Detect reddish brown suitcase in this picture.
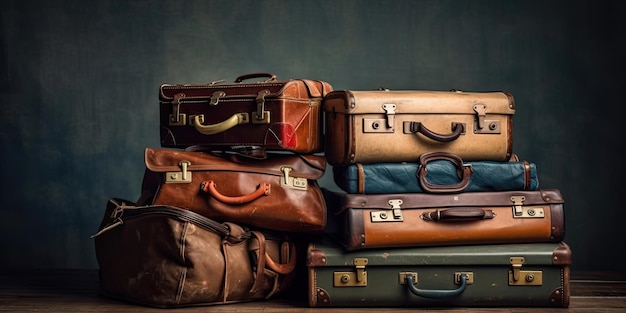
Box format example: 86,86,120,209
159,73,332,155
324,189,565,250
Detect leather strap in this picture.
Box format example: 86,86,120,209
356,163,365,194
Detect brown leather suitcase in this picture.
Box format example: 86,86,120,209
160,73,332,155
324,189,565,250
323,89,515,166
136,148,327,233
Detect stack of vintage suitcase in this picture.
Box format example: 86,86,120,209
92,73,334,307
92,74,571,309
308,89,571,308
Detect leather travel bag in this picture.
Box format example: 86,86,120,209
159,72,332,156
333,151,538,194
324,189,564,250
323,89,515,166
92,198,297,308
308,237,570,308
136,147,327,233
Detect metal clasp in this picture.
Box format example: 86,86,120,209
382,103,396,129
280,166,307,190
370,199,404,222
510,195,526,216
169,93,187,126
509,257,543,286
473,103,501,134
209,90,226,106
165,160,192,183
333,258,368,287
254,89,271,124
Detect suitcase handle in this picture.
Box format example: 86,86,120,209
235,73,278,83
404,274,467,299
420,208,496,222
193,113,250,135
407,121,464,142
200,180,271,204
418,152,472,193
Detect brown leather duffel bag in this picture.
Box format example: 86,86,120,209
136,147,327,233
92,198,297,308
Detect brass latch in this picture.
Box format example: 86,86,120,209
510,196,544,218
510,196,526,216
509,257,543,286
472,103,501,134
253,90,271,124
333,258,368,287
169,93,187,126
165,160,192,183
371,199,404,222
209,91,226,106
280,166,307,190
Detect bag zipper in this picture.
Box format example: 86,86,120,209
91,204,236,239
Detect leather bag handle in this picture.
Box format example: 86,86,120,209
407,122,464,142
263,241,297,275
200,180,271,204
234,73,278,83
420,208,496,222
193,113,250,135
404,274,468,299
418,151,473,193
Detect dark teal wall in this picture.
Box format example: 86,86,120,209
1,0,624,273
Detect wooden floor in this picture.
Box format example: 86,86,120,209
1,269,625,312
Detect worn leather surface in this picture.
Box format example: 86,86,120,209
333,156,538,194
323,89,514,166
94,199,296,308
137,148,327,233
159,74,333,153
324,189,564,250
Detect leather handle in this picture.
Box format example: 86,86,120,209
234,73,278,83
193,113,249,135
408,122,464,142
200,180,271,204
405,274,467,299
264,242,297,275
420,208,495,222
418,151,473,193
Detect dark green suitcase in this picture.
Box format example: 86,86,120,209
307,238,571,308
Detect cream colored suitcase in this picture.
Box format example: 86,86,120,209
323,89,515,166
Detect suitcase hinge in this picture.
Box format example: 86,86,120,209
334,258,368,287
382,103,396,128
473,103,501,134
165,160,192,183
169,93,187,126
280,166,308,190
254,90,271,124
371,199,404,222
509,257,543,286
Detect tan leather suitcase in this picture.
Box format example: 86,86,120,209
324,189,564,250
323,89,515,166
160,73,332,156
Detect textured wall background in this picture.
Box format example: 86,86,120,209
1,0,624,274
